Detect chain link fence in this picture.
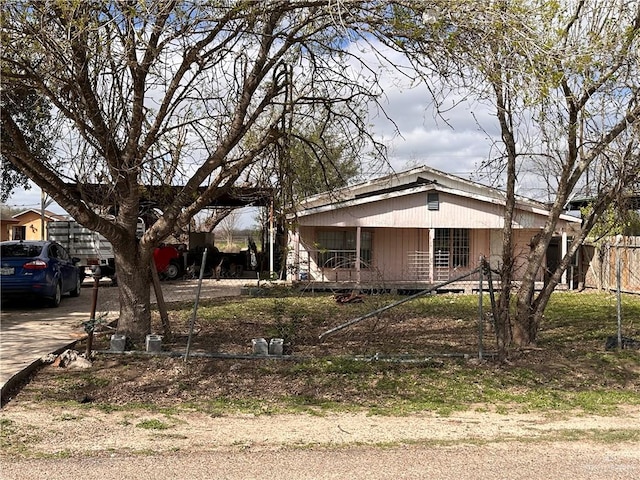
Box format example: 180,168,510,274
579,236,640,348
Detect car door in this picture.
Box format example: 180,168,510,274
58,243,77,293
49,243,75,293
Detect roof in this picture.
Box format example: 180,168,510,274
67,183,273,209
11,209,67,221
564,194,640,211
294,165,580,224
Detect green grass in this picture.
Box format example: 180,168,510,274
136,419,171,430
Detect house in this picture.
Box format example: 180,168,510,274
286,166,582,292
8,209,67,241
0,216,20,241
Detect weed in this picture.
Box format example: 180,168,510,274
136,419,171,430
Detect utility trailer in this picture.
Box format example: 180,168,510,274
47,220,117,279
46,219,170,282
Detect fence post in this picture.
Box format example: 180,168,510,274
185,248,208,363
617,249,623,348
478,256,484,360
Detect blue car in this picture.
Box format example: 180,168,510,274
0,240,82,307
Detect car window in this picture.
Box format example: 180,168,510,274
1,243,43,258
48,244,59,259
55,244,69,261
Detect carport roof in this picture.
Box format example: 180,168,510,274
67,183,273,209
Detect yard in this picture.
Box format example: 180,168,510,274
7,289,640,412
1,289,639,459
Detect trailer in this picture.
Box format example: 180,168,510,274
47,219,182,281
47,220,116,279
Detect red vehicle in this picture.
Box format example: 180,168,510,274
153,245,183,280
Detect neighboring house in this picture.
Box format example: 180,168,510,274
286,166,582,292
0,216,20,242
9,209,67,241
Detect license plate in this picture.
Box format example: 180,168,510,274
0,267,15,275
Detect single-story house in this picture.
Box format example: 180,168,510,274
286,166,582,292
9,209,67,241
0,216,20,242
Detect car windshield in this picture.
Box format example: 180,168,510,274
1,244,43,258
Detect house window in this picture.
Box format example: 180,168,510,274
427,192,439,211
434,228,469,268
316,230,372,268
12,226,26,240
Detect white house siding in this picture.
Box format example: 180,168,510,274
297,191,516,229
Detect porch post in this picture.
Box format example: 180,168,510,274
291,228,299,280
356,226,361,284
561,231,568,285
429,228,435,282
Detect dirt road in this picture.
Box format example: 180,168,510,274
1,441,639,480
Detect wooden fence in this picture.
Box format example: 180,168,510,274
582,236,640,294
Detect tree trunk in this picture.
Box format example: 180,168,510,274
113,244,153,345
512,230,553,347
513,293,537,347
492,75,518,359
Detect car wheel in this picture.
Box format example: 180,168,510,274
48,282,62,308
70,274,82,297
164,261,182,281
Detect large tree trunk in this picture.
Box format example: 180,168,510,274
113,243,153,345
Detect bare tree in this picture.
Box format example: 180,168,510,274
217,209,241,249
1,1,387,342
377,0,640,351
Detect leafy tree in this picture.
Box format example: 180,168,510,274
0,87,54,202
1,1,386,342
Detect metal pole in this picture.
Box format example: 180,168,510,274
319,267,481,340
85,274,100,358
616,251,622,348
478,257,484,360
185,248,208,362
269,201,275,277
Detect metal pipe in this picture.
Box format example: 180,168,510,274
84,272,101,357
95,350,497,362
617,250,623,348
185,248,207,362
319,267,481,340
478,259,484,360
97,349,304,361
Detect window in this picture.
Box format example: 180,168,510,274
434,228,469,268
316,230,372,268
49,243,69,261
427,192,440,211
12,226,26,240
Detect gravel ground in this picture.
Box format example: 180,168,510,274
1,405,640,479
2,441,640,480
